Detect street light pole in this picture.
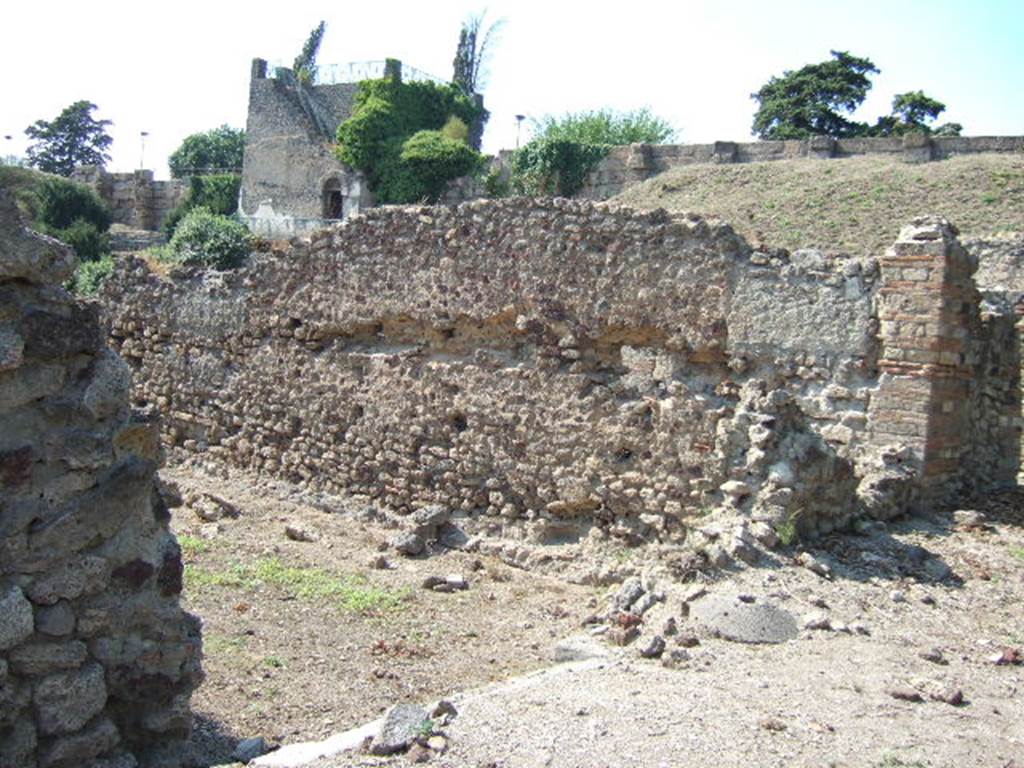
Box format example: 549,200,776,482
139,131,149,170
514,115,525,149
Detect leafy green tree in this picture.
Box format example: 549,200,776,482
752,52,960,140
531,108,676,145
870,91,962,137
452,12,503,95
751,51,879,140
293,21,326,84
168,125,245,178
24,101,113,176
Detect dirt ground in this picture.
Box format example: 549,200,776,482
168,466,603,766
170,465,1024,768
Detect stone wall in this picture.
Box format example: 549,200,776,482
579,135,1024,200
72,167,188,232
963,232,1024,480
0,191,202,768
96,200,1018,553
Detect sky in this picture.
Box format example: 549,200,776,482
2,0,1022,179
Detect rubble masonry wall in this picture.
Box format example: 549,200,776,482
0,191,202,768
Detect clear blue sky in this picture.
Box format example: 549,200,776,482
2,0,1022,178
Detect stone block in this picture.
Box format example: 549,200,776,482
33,662,108,735
38,717,119,768
0,717,38,768
0,585,34,650
27,556,110,605
0,326,24,372
9,640,87,675
35,601,76,637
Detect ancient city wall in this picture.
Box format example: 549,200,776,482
97,199,1019,552
0,192,202,768
580,135,1024,200
72,167,187,232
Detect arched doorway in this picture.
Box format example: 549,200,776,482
322,177,344,220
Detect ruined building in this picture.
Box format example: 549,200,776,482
238,58,484,238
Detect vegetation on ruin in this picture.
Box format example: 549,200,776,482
159,207,252,270
293,21,327,85
163,172,241,237
71,253,115,295
614,153,1024,256
24,100,113,176
751,51,961,140
0,165,113,286
452,11,504,95
508,108,676,197
168,125,245,178
336,76,486,203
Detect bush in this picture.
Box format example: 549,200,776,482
531,108,676,145
164,208,251,270
36,176,111,231
46,218,110,262
71,253,114,295
336,77,486,203
440,116,470,143
510,139,608,197
397,130,481,201
164,173,241,237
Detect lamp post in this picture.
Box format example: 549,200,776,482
514,115,525,149
139,131,149,170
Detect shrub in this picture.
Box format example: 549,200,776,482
71,253,114,295
532,108,676,145
336,77,486,203
164,173,241,237
440,116,469,143
36,176,111,231
164,208,251,270
46,218,110,262
397,130,481,201
510,138,608,197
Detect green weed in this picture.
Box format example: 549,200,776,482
178,535,211,557
186,556,407,613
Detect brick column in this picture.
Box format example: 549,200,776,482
868,217,976,502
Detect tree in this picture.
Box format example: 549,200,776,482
168,125,245,178
752,52,960,140
293,21,326,85
532,108,676,145
751,51,879,140
871,91,962,137
24,101,113,176
452,11,504,94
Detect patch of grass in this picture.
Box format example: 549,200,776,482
186,556,407,613
775,509,803,547
204,633,248,656
263,655,285,668
178,535,211,557
1009,547,1024,562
